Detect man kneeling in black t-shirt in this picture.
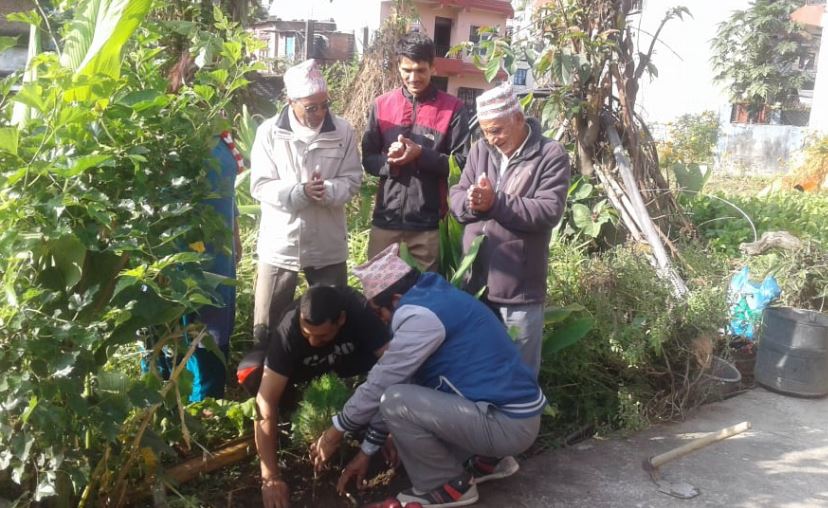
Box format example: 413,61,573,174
240,285,390,508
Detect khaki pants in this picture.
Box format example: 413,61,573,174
252,261,347,344
367,226,440,272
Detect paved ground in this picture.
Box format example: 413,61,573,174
476,387,828,508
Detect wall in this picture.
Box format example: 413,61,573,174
413,2,507,96
410,3,506,53
716,110,810,176
447,73,490,96
0,46,26,74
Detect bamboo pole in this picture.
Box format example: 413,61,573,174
602,115,689,299
165,436,256,485
593,164,644,243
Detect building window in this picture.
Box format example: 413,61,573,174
469,25,480,44
434,17,452,58
457,87,484,112
431,76,449,92
284,35,295,60
514,68,527,86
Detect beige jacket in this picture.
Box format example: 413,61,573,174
251,108,362,271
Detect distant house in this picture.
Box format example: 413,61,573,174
380,0,514,112
796,3,828,132
0,0,33,78
250,18,356,74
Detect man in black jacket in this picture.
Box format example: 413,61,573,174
362,32,470,271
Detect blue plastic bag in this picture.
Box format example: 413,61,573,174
727,267,781,340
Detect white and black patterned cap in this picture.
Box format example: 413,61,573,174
476,83,521,121
284,59,328,99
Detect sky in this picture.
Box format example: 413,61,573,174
268,0,382,34
634,0,752,123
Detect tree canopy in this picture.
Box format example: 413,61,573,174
711,0,812,112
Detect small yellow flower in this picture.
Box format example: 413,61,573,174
189,241,206,253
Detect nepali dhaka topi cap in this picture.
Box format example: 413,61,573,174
476,82,521,121
352,243,414,300
284,59,328,99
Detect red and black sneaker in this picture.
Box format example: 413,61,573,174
465,455,520,484
396,473,479,507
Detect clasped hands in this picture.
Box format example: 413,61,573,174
387,134,422,173
303,170,326,202
467,173,495,213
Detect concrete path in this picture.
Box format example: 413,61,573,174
476,387,828,508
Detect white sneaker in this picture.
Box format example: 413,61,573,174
467,455,520,484
396,475,480,507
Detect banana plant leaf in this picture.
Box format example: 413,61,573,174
61,0,152,79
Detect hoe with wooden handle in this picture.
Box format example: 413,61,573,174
642,421,752,499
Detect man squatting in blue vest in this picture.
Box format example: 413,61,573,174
308,243,547,507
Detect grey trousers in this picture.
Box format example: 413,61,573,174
252,261,347,344
380,384,541,491
495,303,545,378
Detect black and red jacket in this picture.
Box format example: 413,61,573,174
362,85,470,230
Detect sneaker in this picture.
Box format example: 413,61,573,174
465,455,520,484
396,474,479,507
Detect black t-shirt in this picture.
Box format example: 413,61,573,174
264,287,390,383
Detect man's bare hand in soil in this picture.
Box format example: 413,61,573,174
309,426,343,472
261,477,290,508
336,451,371,494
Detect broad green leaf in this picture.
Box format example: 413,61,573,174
208,69,228,86
572,181,593,201
12,82,46,112
398,242,421,271
671,163,710,193
0,127,19,156
571,203,592,231
194,84,215,101
116,89,168,111
6,10,40,26
61,0,153,80
21,395,38,424
220,41,242,64
448,153,462,186
199,332,227,368
484,56,501,83
49,235,87,289
0,36,17,54
450,235,484,287
544,304,586,325
519,92,534,111
543,316,594,355
57,154,114,177
234,105,259,160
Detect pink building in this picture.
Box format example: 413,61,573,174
380,0,514,111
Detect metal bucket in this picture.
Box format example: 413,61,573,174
699,356,742,402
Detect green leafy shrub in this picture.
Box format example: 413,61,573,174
686,191,828,255
745,242,828,311
0,4,263,502
290,374,352,450
658,111,720,168
540,243,728,439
